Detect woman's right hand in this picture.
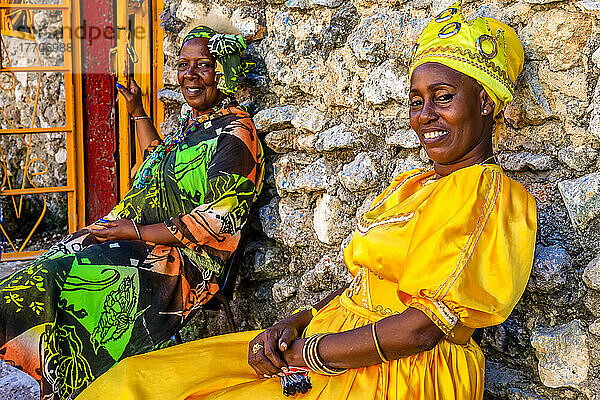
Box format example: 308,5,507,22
247,310,312,378
116,76,146,117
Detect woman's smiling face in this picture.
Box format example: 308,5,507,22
409,62,494,175
177,37,222,115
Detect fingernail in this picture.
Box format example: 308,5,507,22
282,367,289,373
263,374,270,379
278,372,285,377
280,343,287,350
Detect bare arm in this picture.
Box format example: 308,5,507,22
116,76,160,154
281,307,445,369
88,219,182,246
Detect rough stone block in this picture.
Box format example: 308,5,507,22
498,152,553,172
291,106,327,133
300,255,337,292
583,253,600,291
558,145,598,172
295,134,319,153
592,46,600,68
259,198,283,243
577,0,600,11
315,124,355,151
313,194,348,245
385,129,420,149
527,245,570,293
284,0,311,9
264,128,296,153
530,320,589,388
347,11,387,63
312,0,343,7
157,88,185,105
364,59,408,106
278,198,315,247
231,7,266,41
590,319,600,336
504,63,555,128
390,154,428,181
250,244,287,280
558,172,600,231
175,0,209,24
339,153,379,192
253,105,298,133
272,278,299,302
274,156,332,195
520,9,591,71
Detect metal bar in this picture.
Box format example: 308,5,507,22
116,0,131,199
0,4,69,10
70,0,85,229
1,250,46,261
152,0,165,135
0,66,70,72
0,127,70,135
62,3,76,233
0,186,73,195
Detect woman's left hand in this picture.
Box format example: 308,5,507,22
88,219,138,242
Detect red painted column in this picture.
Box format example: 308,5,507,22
79,0,118,223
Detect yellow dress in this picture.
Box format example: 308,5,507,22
77,164,537,400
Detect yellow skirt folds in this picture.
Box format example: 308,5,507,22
78,165,536,400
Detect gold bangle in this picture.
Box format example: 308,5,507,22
131,219,142,240
371,322,389,363
132,115,150,121
302,333,347,376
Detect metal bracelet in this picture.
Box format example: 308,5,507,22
131,219,142,240
371,322,389,363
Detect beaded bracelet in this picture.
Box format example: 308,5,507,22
371,322,389,363
302,333,347,376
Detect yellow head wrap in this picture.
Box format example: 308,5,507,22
408,1,524,146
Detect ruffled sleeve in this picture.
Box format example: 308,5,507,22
397,165,536,333
165,111,264,262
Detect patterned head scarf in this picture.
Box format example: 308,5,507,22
408,1,524,146
182,25,253,95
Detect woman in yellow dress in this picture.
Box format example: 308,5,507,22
78,3,536,399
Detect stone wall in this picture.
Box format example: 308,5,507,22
165,0,600,398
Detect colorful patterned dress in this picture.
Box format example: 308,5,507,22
79,164,536,400
0,104,264,400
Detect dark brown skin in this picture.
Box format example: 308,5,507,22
248,62,498,379
90,38,225,243
409,62,495,178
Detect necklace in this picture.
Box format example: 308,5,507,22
134,97,232,189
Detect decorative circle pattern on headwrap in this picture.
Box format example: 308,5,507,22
408,1,524,146
182,25,253,95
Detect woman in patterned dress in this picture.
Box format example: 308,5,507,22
0,25,263,399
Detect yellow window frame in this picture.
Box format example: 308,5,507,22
0,0,85,261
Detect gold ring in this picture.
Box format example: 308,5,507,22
252,343,264,354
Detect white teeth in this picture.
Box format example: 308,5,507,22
423,130,448,140
187,88,201,94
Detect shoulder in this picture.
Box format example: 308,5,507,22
215,105,262,155
437,164,536,224
447,164,534,201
